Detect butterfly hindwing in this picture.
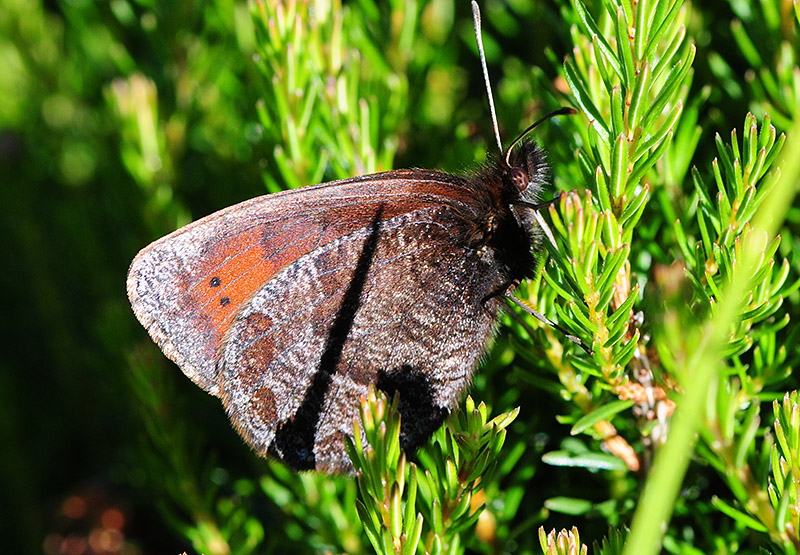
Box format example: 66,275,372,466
219,204,509,473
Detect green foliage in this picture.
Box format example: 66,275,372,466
347,389,423,555
769,391,800,550
539,525,589,555
348,389,517,554
4,0,800,553
249,0,409,190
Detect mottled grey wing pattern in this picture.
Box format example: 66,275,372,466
219,205,507,473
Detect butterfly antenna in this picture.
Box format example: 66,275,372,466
471,1,503,157
504,107,577,167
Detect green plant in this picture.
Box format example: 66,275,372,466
131,0,799,551
5,0,800,552
348,389,518,554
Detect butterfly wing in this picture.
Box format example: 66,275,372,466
127,170,480,395
219,202,510,473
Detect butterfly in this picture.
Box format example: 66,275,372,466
127,2,583,474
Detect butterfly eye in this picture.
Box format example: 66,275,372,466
509,167,528,193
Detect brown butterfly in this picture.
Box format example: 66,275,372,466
127,2,583,473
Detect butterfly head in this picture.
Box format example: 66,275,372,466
503,139,548,203
495,106,573,206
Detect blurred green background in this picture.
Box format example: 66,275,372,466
2,0,797,553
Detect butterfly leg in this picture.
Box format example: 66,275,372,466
502,280,594,355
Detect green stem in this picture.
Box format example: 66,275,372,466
623,117,800,555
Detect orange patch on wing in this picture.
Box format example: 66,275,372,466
181,201,438,349
189,227,319,343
